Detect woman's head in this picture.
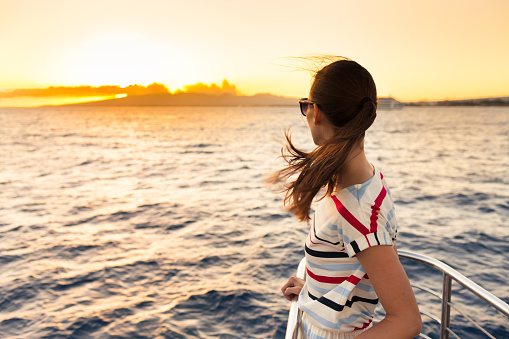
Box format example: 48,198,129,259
308,58,377,141
270,56,378,221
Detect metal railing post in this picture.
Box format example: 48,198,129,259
440,273,452,339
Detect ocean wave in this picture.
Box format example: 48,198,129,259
1,106,507,338
167,289,286,339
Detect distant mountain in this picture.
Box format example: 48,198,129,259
58,92,416,109
61,92,509,108
59,92,297,107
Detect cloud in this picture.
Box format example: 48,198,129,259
0,80,239,98
124,83,170,95
0,83,170,98
176,79,238,96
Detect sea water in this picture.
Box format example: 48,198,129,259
0,106,508,338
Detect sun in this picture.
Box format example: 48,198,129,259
51,31,192,88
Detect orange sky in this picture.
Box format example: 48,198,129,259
1,0,508,107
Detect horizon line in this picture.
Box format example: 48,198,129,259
1,82,509,104
2,94,509,109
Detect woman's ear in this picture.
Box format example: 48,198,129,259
313,104,323,125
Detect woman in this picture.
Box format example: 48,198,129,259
273,57,422,338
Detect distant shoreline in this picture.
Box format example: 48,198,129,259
1,94,509,108
56,94,509,108
406,96,509,107
53,92,298,107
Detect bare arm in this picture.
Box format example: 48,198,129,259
355,245,422,339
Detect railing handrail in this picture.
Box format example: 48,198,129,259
285,251,509,339
398,250,509,318
285,257,307,339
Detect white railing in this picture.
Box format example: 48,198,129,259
398,250,509,339
285,257,307,339
285,251,509,339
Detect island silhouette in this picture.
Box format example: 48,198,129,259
62,92,297,107
1,80,508,107
1,80,298,107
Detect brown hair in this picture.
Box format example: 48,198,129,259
270,56,377,221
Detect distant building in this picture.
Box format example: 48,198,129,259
377,97,404,110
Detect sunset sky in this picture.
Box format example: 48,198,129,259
1,0,508,106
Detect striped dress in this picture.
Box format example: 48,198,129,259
298,166,398,337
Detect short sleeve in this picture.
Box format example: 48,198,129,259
343,221,394,257
331,182,396,257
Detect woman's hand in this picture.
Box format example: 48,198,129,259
281,276,305,301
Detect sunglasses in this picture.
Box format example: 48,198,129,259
299,98,317,116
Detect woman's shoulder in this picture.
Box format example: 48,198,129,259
334,167,384,202
328,168,393,220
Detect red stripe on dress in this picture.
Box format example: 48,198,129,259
369,186,387,233
306,268,361,285
331,196,369,236
309,232,319,245
354,319,373,331
346,275,361,285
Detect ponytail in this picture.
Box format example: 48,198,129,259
270,123,367,222
269,57,377,222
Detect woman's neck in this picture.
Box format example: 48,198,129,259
334,145,374,193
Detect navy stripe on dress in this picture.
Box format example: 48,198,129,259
305,244,349,258
309,292,379,312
